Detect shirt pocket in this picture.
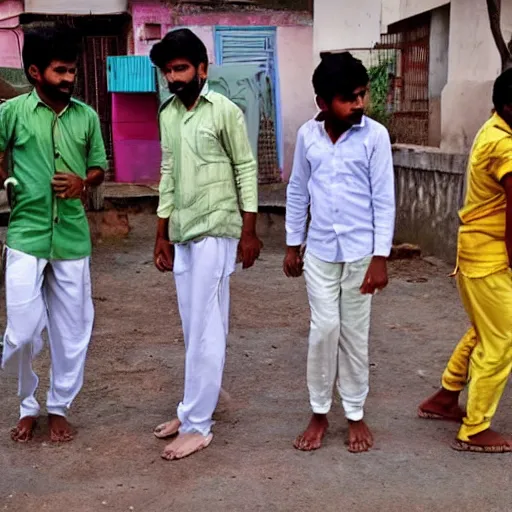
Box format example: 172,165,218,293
195,127,226,163
336,146,369,185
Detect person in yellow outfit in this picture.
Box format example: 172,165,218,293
419,69,512,453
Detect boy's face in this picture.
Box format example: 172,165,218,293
30,59,77,103
163,57,206,96
501,103,512,129
319,85,368,126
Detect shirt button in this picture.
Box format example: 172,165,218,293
55,152,60,159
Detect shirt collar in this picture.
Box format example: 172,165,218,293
492,112,512,135
200,81,213,102
314,112,366,128
171,80,213,108
28,89,77,114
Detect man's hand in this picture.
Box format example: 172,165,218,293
154,236,174,272
238,231,262,269
51,172,84,199
360,256,388,294
283,246,303,278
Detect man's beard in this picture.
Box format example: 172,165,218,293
348,110,364,125
40,81,74,103
168,74,205,105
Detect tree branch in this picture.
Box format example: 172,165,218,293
487,0,512,71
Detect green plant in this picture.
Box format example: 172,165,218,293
367,59,392,126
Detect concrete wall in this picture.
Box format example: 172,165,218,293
130,1,315,179
313,0,382,58
441,0,512,153
393,144,467,263
428,4,450,146
399,0,449,21
0,0,23,68
24,0,128,14
382,0,449,28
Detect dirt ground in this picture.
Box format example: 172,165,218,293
0,213,511,512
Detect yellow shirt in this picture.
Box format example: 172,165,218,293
457,113,512,278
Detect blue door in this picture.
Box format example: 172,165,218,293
214,26,282,169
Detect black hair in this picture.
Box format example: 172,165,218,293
22,24,82,84
313,52,369,103
150,28,208,70
492,68,512,113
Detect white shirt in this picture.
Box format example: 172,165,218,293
285,116,395,263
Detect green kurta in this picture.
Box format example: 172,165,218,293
158,83,258,244
0,91,107,260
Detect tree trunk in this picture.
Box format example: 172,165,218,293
487,0,512,71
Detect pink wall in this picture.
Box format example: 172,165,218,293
112,93,161,183
130,1,314,179
0,0,23,68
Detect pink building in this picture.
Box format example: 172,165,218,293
0,0,24,68
119,0,315,182
1,0,316,184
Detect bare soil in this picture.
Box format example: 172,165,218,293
0,214,511,512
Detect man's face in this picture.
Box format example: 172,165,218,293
30,60,77,103
163,58,206,96
501,103,512,129
328,85,368,126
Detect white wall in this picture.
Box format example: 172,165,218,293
277,26,316,180
24,0,128,14
313,0,382,59
399,0,448,22
381,0,449,29
441,0,512,152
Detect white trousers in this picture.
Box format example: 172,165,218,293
304,251,372,421
173,237,237,436
2,248,94,419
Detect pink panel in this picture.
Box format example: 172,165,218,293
113,139,161,183
111,92,161,183
112,93,159,123
113,121,159,141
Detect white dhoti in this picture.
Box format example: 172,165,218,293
173,237,237,436
304,251,372,421
2,247,94,419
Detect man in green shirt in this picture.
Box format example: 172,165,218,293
150,29,260,460
0,25,106,443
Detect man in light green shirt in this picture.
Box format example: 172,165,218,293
0,25,106,444
150,29,261,460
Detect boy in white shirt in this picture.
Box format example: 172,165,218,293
284,52,395,453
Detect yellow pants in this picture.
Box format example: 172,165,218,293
441,271,512,441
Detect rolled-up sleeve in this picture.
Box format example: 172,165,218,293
286,127,311,247
369,127,396,257
221,105,258,213
157,117,175,219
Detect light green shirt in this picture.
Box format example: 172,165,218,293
158,83,258,243
0,91,107,260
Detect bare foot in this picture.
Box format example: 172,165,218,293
418,388,464,422
154,418,181,439
11,416,38,443
452,429,512,453
347,420,373,453
48,414,74,443
293,414,328,451
161,432,213,460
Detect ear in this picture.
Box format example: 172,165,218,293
28,64,41,83
315,95,328,112
197,62,207,80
